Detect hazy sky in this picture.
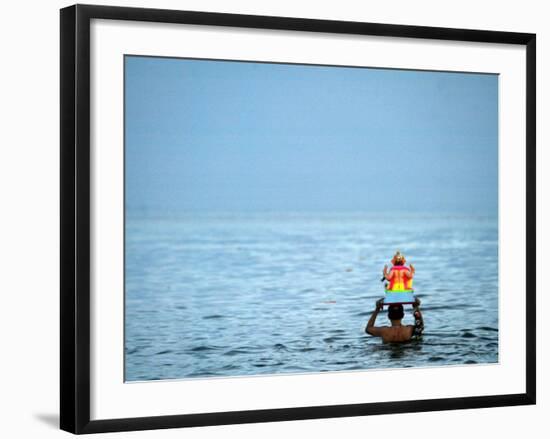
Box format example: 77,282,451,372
125,56,498,215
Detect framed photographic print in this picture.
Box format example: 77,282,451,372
60,4,536,434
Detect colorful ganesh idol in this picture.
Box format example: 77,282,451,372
382,251,416,305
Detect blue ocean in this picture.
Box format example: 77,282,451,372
124,212,498,381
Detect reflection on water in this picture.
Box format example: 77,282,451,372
125,212,498,381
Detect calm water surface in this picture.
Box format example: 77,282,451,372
125,213,498,381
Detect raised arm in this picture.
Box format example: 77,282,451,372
411,297,424,338
406,263,415,278
366,299,385,336
383,265,394,281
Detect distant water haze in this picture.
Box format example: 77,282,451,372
125,56,498,216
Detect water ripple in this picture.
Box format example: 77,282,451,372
125,213,498,381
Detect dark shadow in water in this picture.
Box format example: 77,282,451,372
388,343,407,360
368,338,423,360
388,340,423,358
33,413,58,429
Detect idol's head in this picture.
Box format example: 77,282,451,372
391,250,406,266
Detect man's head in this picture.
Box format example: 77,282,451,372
391,250,406,266
388,304,404,322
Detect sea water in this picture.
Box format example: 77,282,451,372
125,212,498,381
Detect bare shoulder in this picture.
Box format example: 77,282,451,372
366,325,389,337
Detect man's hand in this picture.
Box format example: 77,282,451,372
413,297,421,308
367,299,385,336
410,263,415,274
383,265,388,276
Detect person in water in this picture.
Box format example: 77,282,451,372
366,251,423,342
365,298,424,342
383,250,414,291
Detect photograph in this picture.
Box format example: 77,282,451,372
0,0,542,436
124,55,499,382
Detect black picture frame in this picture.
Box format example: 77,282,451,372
60,4,536,434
